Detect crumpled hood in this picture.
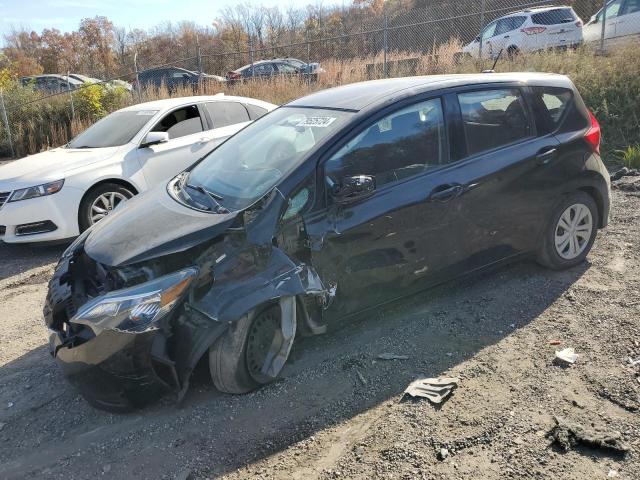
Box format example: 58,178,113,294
84,184,241,267
0,146,120,188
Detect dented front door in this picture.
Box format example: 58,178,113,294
304,172,465,318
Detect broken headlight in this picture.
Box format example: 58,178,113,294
72,268,197,333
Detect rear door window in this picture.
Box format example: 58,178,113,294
206,101,251,128
532,8,577,25
495,16,526,34
325,97,449,188
276,63,298,74
458,89,533,156
151,105,204,139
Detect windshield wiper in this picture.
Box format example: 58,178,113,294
186,183,223,201
184,182,228,213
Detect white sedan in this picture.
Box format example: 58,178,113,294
0,95,276,243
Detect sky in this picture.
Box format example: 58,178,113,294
0,0,326,38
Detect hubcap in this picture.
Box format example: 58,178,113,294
246,308,283,383
90,192,128,225
554,203,593,260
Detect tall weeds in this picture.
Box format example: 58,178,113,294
1,42,638,159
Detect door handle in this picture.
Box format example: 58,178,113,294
503,35,510,38
536,147,557,166
428,184,464,202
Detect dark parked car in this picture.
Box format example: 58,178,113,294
45,73,609,411
226,58,323,82
134,67,225,92
20,74,83,94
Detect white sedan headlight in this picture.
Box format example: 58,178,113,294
9,179,65,202
72,268,197,333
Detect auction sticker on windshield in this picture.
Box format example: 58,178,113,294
296,116,336,128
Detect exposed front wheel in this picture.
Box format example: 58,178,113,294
79,183,134,232
209,300,296,394
537,192,598,270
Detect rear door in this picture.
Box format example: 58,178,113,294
447,86,561,267
487,16,526,55
530,8,581,49
202,101,252,147
137,104,211,184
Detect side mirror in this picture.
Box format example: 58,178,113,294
141,131,169,148
331,175,376,204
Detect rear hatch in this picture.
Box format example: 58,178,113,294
530,8,583,48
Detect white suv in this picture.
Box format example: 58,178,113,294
0,95,276,243
462,6,584,59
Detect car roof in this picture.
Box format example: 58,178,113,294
286,73,573,112
503,5,571,17
236,60,274,71
119,94,276,112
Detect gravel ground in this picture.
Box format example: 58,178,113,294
1,185,639,480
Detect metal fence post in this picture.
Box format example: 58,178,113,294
249,37,255,79
0,90,15,158
478,0,486,59
599,0,608,52
134,52,142,102
307,37,311,86
383,13,388,78
196,36,203,93
67,70,75,121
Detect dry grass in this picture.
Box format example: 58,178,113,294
3,40,639,158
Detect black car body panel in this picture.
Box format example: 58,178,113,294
45,73,610,411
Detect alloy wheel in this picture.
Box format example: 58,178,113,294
554,203,593,260
90,191,129,225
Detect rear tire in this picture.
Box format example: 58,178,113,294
209,303,290,394
507,45,520,60
537,192,598,270
78,183,134,232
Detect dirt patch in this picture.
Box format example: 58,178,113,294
1,189,639,480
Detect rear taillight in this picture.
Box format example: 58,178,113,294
575,20,583,27
521,26,547,35
227,71,240,79
585,111,601,155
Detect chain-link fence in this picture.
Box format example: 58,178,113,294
1,0,637,158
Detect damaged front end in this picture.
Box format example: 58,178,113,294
44,190,333,412
44,233,200,411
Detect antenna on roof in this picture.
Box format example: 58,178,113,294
482,49,503,73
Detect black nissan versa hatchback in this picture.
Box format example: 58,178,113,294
45,73,610,411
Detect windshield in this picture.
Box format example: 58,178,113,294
185,107,352,211
68,110,158,148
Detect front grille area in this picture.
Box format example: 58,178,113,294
0,191,9,209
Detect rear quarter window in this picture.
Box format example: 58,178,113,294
532,87,574,132
531,8,577,25
246,104,268,120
